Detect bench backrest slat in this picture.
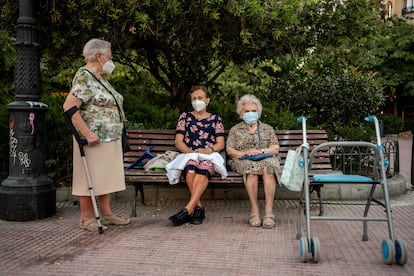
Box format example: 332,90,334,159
124,129,332,173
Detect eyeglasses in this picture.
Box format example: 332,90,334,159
100,53,113,61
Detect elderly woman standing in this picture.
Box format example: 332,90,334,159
63,38,130,232
226,94,281,229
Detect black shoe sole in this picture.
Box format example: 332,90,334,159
189,219,203,225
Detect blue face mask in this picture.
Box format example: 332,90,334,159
243,112,259,125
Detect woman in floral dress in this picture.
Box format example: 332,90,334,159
168,86,225,226
226,94,281,229
63,38,130,232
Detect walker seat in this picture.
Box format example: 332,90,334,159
312,174,374,183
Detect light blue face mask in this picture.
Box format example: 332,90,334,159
243,111,259,125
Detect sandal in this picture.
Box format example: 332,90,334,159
79,218,108,232
101,214,131,225
262,214,275,229
248,213,261,227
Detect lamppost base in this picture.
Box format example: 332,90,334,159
0,176,56,221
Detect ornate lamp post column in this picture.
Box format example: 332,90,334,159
0,0,55,221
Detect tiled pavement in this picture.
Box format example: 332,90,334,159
0,137,413,276
1,198,414,275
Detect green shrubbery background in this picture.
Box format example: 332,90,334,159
1,1,413,186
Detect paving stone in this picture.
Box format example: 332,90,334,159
0,198,413,275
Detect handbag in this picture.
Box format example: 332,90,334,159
121,124,131,153
239,153,273,161
84,69,130,153
280,146,304,192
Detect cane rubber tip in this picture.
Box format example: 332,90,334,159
98,227,104,234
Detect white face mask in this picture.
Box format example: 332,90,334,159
102,60,115,74
192,100,206,112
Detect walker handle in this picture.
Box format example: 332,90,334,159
297,116,307,145
364,115,376,123
364,115,382,147
297,116,306,123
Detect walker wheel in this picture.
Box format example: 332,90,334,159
311,237,320,263
299,237,310,262
382,239,395,265
395,239,407,265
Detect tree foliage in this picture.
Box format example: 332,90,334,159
362,18,414,98
38,0,301,110
0,0,408,182
0,1,17,99
261,0,386,131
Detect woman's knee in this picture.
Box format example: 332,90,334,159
246,173,258,180
244,174,259,187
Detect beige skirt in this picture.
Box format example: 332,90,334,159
72,138,126,196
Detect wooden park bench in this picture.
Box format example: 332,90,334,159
124,129,333,217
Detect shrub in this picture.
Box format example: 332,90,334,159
336,125,375,141
378,114,404,135
0,102,11,180
41,92,73,186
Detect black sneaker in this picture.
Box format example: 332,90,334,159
169,208,191,226
190,206,205,225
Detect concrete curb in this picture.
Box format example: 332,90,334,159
56,173,408,203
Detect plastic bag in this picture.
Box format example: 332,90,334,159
280,146,304,192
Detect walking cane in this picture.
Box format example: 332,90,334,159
64,106,104,234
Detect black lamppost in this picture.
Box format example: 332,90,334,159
0,0,55,221
411,134,414,189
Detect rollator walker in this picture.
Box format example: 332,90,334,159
295,115,408,265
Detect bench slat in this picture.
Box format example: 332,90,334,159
124,128,332,181
124,128,332,215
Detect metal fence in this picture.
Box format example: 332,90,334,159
329,138,399,178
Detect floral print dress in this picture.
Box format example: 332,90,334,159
70,68,124,142
227,121,282,178
176,112,225,176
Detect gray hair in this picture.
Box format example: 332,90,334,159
82,38,111,62
236,94,262,118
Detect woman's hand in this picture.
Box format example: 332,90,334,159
227,146,256,160
244,148,262,156
63,94,101,146
195,148,213,154
85,131,100,146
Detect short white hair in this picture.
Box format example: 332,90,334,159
82,38,111,62
236,94,262,118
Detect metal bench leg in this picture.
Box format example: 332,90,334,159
311,185,323,216
316,186,323,216
131,183,145,217
310,185,324,216
131,185,138,217
139,183,145,205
